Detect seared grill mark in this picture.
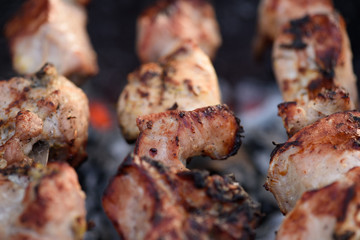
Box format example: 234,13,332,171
5,88,28,114
142,156,166,174
270,140,302,160
337,186,355,222
280,15,310,50
177,170,209,189
307,78,333,98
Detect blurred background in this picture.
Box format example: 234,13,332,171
0,0,360,239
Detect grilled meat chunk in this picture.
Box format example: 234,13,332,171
274,13,357,136
136,0,221,62
103,155,260,240
0,64,89,168
254,0,333,57
135,105,243,170
276,167,360,240
117,41,221,142
0,162,86,240
5,0,98,82
265,111,360,214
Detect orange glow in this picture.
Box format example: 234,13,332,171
89,101,113,131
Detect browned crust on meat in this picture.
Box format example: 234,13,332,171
278,87,352,136
134,105,243,169
103,155,261,240
280,14,342,79
273,13,356,136
271,111,360,161
254,0,334,57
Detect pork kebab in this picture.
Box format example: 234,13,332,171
112,1,262,239
256,0,360,239
257,0,356,136
103,105,261,240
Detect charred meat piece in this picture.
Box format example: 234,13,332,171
5,0,98,82
254,0,333,57
0,63,89,169
136,0,221,62
276,167,360,240
0,162,86,240
135,105,243,170
274,13,357,136
103,155,261,240
265,111,360,214
118,41,221,142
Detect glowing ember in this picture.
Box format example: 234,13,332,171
89,101,113,131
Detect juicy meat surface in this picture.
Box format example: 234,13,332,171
276,167,360,240
136,0,221,62
103,154,261,240
274,13,357,136
117,41,221,142
0,63,89,169
254,0,333,57
0,162,86,240
265,111,360,214
135,105,243,170
5,0,98,82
